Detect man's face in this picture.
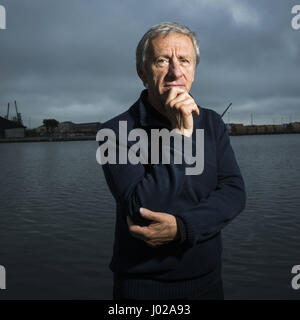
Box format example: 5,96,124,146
139,32,196,108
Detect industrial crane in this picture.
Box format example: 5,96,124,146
221,102,232,118
4,100,23,126
13,100,23,125
6,102,10,120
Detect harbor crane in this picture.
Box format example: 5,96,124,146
221,102,232,118
6,102,10,120
4,100,23,126
13,100,23,126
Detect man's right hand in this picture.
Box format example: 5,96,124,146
164,87,200,137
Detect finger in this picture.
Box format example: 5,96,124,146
176,102,199,116
165,87,185,106
140,207,163,222
129,224,146,236
127,216,138,230
169,91,196,106
126,216,145,235
190,104,200,116
168,92,190,109
168,93,195,110
145,241,158,248
132,232,147,241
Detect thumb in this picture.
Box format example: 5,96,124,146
140,208,161,221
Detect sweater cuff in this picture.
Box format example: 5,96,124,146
175,216,187,244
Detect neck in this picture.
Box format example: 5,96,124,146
146,91,168,118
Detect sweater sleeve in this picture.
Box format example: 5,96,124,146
178,116,246,246
98,130,192,226
175,216,187,244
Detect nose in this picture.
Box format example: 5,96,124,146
167,59,183,80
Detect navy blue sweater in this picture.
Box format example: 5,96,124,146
99,90,246,285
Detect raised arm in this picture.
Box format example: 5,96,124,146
178,116,246,246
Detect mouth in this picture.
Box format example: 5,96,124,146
163,84,185,89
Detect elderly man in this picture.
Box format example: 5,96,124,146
98,22,246,300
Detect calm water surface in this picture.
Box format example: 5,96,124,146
0,134,300,299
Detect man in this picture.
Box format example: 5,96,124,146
98,22,246,300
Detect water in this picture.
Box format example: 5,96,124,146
222,134,300,300
0,135,300,300
0,141,115,299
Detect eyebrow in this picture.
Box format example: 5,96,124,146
154,54,192,59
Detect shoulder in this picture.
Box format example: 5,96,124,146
200,106,221,120
193,106,228,144
196,106,224,129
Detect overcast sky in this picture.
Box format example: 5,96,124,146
0,0,299,128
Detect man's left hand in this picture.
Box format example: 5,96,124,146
127,208,179,248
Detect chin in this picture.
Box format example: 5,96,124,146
160,87,172,94
159,91,170,100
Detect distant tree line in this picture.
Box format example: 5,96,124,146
43,119,59,135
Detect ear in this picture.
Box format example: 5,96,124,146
137,67,148,88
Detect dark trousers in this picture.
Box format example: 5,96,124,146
113,277,224,300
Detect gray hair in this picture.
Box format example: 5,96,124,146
136,22,200,74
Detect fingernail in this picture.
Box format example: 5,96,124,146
140,208,144,214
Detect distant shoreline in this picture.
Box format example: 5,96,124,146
0,132,299,143
0,136,97,143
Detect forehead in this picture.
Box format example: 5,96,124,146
148,33,194,57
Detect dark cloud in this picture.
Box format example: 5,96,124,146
0,0,299,128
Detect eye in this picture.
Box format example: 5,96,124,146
180,58,190,64
156,58,169,66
